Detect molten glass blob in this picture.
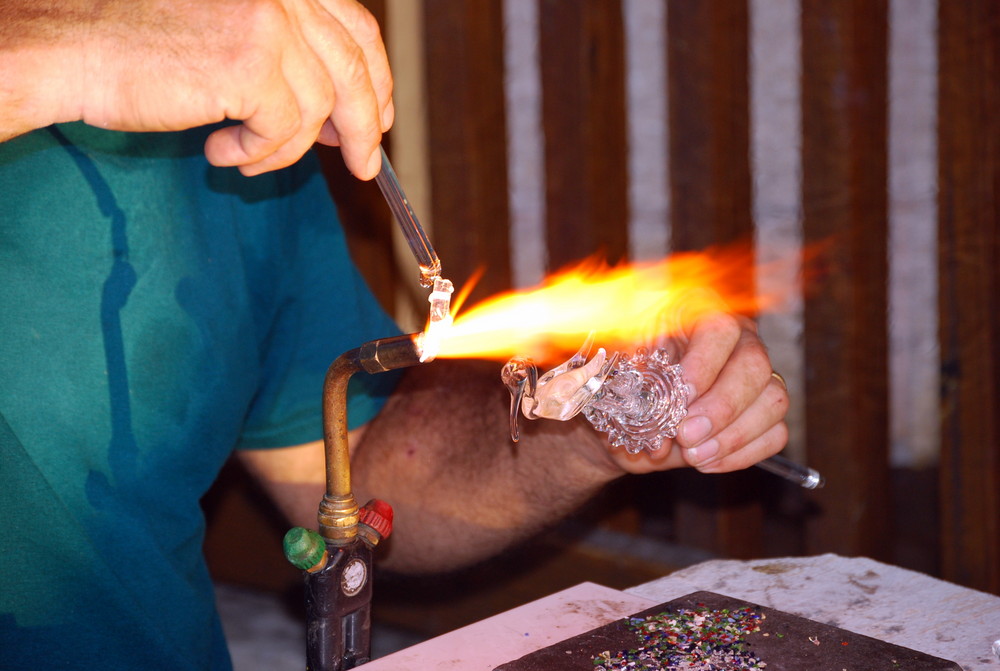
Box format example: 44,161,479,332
502,343,689,455
417,277,455,362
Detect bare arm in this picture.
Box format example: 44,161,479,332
0,0,393,177
239,360,620,574
348,359,623,573
240,313,788,575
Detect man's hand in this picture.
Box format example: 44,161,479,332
600,312,789,475
1,0,393,178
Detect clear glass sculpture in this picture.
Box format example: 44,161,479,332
502,338,689,455
581,347,688,454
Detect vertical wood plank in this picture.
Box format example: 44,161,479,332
665,0,763,559
423,0,512,303
937,0,1000,594
668,0,753,250
538,0,629,269
800,0,891,559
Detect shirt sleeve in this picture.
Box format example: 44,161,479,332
235,153,403,450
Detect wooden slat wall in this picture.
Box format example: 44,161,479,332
206,0,1000,597
665,0,765,559
668,0,753,249
422,0,512,305
937,0,1000,594
799,0,892,560
538,0,629,267
535,0,636,533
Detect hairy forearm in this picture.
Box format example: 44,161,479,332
0,1,92,138
1,0,394,176
350,360,624,574
0,0,234,138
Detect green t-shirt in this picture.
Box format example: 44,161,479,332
0,124,400,669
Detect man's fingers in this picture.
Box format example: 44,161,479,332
684,374,789,471
319,0,394,130
673,313,750,452
205,0,390,177
237,41,337,175
695,420,789,473
677,333,773,451
203,74,302,170
676,312,743,404
671,312,781,470
324,46,383,179
607,441,688,475
300,2,385,179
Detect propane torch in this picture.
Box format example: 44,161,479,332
282,147,452,671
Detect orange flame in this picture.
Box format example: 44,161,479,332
434,242,803,366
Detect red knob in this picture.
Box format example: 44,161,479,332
359,499,393,540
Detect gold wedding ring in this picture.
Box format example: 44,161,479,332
770,371,787,390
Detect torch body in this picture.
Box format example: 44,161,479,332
303,542,375,671
286,333,423,670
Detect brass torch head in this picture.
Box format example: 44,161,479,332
320,334,426,545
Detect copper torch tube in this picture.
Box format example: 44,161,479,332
318,333,424,544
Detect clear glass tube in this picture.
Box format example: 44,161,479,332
753,454,825,489
373,146,441,287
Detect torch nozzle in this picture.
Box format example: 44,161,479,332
356,333,424,373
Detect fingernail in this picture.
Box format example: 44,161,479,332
686,439,719,466
366,149,383,178
382,99,396,131
682,415,712,445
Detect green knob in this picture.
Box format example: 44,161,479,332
283,527,327,571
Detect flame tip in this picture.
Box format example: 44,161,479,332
435,242,813,364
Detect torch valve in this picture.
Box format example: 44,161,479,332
357,499,394,547
283,527,329,573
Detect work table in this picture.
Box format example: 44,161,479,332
363,554,1000,670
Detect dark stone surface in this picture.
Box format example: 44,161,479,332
494,591,962,670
